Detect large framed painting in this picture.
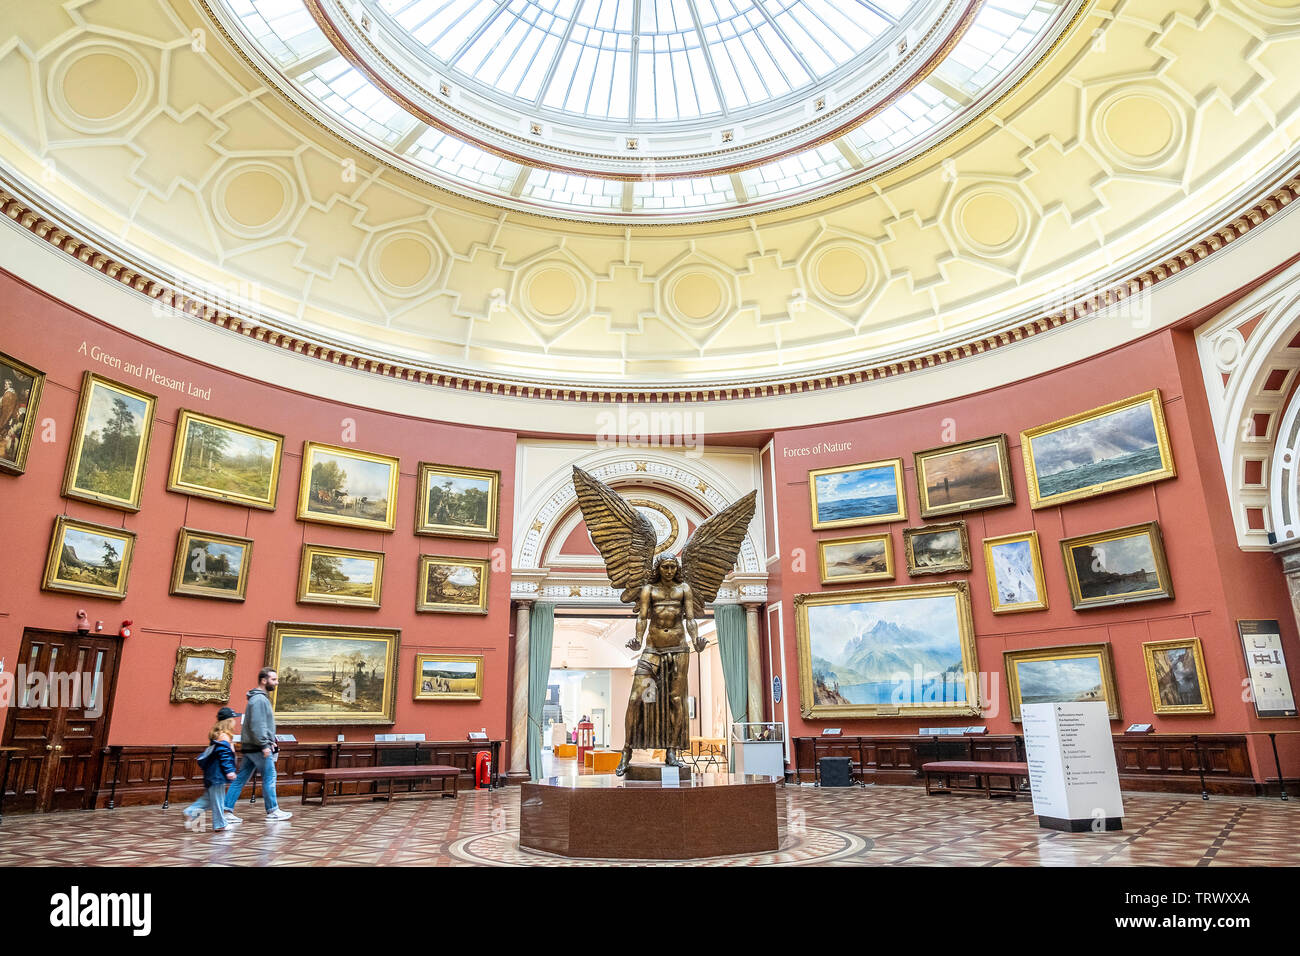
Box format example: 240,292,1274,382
297,442,399,531
913,434,1014,519
265,622,400,724
62,372,157,511
297,544,384,608
170,528,253,602
413,653,485,701
1022,390,1175,509
1004,644,1120,722
902,520,970,575
168,409,284,510
983,530,1048,613
1142,638,1213,716
417,555,490,614
0,349,45,475
416,462,500,540
818,533,894,584
42,515,136,599
1060,521,1172,610
171,646,237,703
794,581,979,719
808,458,906,530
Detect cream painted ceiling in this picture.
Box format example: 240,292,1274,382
0,0,1298,392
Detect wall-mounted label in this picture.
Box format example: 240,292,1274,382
781,439,853,458
772,675,782,703
1238,620,1298,718
77,342,213,400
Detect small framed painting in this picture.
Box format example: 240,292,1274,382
297,441,399,531
417,555,490,614
818,533,894,584
902,520,971,575
298,544,384,608
913,434,1014,519
1060,521,1172,610
0,349,45,475
42,515,136,600
62,372,157,512
808,458,906,530
413,654,485,701
983,530,1048,613
170,528,253,602
1004,643,1120,722
171,646,237,703
416,462,500,540
168,409,284,510
1142,638,1213,716
266,621,400,725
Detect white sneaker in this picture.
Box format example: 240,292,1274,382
223,814,242,825
265,808,293,821
182,810,202,832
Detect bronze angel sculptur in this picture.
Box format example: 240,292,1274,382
572,466,757,776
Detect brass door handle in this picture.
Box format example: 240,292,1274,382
54,745,63,751
45,744,53,751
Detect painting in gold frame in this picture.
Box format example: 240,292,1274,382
265,621,400,725
808,458,906,530
902,520,970,575
817,533,894,584
170,527,253,602
62,372,157,512
1021,390,1175,509
42,515,136,600
983,530,1048,613
413,653,485,701
1060,521,1172,610
297,544,384,608
0,349,45,475
297,441,399,531
168,409,284,510
416,462,500,540
1142,638,1213,715
1003,643,1120,722
171,646,236,703
794,581,979,720
417,555,490,614
913,434,1014,519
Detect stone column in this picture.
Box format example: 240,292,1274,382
744,603,764,726
509,601,532,780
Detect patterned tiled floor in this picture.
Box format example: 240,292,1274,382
1,784,1299,866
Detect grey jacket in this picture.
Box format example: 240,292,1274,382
240,688,277,753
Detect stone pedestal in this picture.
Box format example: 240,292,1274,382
623,762,691,781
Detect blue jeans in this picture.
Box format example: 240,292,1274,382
223,750,278,813
185,783,229,830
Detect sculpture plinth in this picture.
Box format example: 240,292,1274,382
623,762,691,781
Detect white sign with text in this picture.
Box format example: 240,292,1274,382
1022,702,1123,831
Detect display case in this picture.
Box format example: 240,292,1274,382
731,722,786,778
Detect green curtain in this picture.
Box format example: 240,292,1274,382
714,603,748,770
526,603,556,781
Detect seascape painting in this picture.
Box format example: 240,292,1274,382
64,374,155,510
414,654,484,700
819,534,893,583
1005,644,1119,720
915,435,1013,518
904,521,970,575
298,443,399,531
170,411,282,509
985,531,1047,613
417,464,500,539
1063,522,1171,609
809,459,905,529
0,350,43,474
172,529,251,601
267,623,400,723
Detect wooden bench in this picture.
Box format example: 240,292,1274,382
300,765,460,806
922,760,1029,799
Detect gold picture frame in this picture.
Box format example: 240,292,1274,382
1003,643,1120,722
265,621,400,725
42,515,136,600
913,434,1015,519
808,458,906,530
417,555,490,614
171,646,237,703
0,349,45,475
168,409,284,510
902,520,971,575
1060,521,1173,610
413,653,485,701
794,581,980,719
297,441,400,531
817,533,894,584
170,527,253,602
62,372,157,512
297,544,384,608
983,530,1048,613
415,462,501,540
1142,638,1214,716
1022,390,1175,509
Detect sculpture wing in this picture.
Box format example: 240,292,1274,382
680,490,758,606
571,466,657,603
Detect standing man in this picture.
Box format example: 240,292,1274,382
224,667,293,821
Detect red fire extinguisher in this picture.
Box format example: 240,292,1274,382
475,750,492,790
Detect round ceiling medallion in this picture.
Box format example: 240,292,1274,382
529,269,578,317
1093,87,1184,170
212,162,296,240
809,242,876,306
48,43,152,134
668,269,730,328
370,231,439,298
951,186,1030,258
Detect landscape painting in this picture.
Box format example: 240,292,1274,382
1062,521,1172,610
818,533,894,584
417,556,489,614
298,544,384,608
795,582,978,718
297,442,399,531
0,349,44,475
416,463,500,540
266,622,400,724
414,654,484,700
171,646,236,703
1023,390,1175,508
984,531,1048,613
809,459,906,529
903,521,970,575
914,435,1014,518
42,516,136,599
1143,638,1213,715
63,372,156,511
170,528,252,601
1005,644,1119,721
169,410,283,510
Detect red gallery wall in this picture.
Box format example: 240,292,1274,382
0,270,517,747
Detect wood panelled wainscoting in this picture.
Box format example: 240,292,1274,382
792,735,1264,796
